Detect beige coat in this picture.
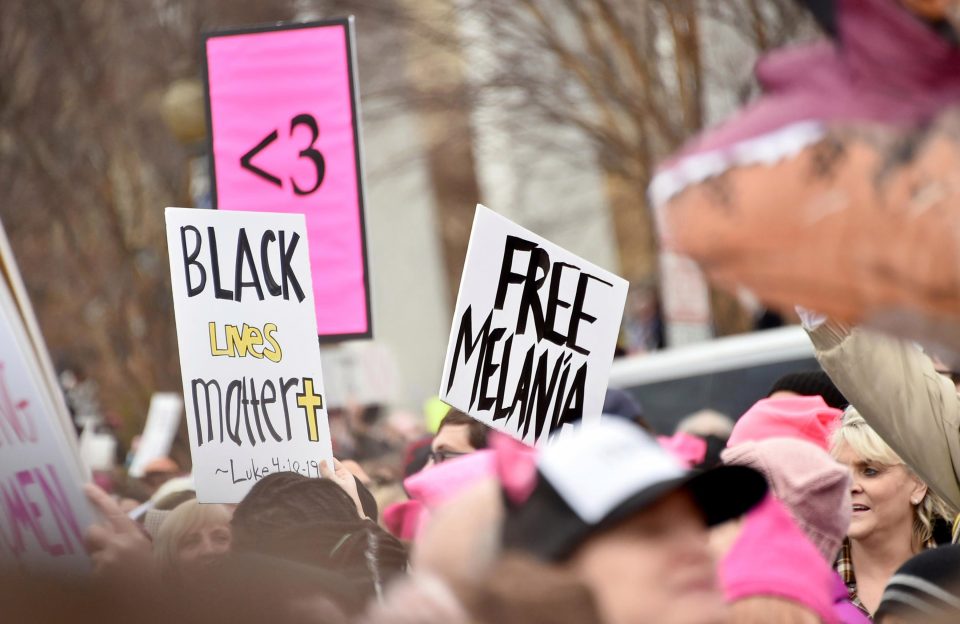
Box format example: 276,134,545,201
808,322,960,512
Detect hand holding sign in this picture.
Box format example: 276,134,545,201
320,459,366,519
166,208,333,503
83,484,155,583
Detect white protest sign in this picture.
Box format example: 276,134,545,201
0,279,96,574
128,393,183,478
440,205,628,446
165,208,333,503
0,224,85,473
79,423,117,473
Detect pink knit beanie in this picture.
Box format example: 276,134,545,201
658,432,708,467
721,437,851,561
721,496,838,624
728,396,842,451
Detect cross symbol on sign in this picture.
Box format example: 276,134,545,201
295,378,324,442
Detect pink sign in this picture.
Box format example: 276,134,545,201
204,18,371,341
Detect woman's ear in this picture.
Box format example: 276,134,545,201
909,476,929,505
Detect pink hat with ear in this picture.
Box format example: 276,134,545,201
385,433,538,541
658,432,708,468
721,495,838,624
728,396,842,451
721,437,851,562
383,500,428,541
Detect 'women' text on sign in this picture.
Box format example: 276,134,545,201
0,278,95,574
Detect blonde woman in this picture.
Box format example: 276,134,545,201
831,408,954,618
153,499,233,584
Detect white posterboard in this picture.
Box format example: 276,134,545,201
165,208,333,503
128,393,183,478
440,205,629,446
0,276,96,574
0,224,85,474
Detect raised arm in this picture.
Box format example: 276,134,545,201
807,321,960,511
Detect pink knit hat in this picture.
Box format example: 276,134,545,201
727,396,842,451
658,432,708,468
385,434,538,541
383,499,428,541
721,496,838,624
721,438,851,561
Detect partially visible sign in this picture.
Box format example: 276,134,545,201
128,393,183,478
165,208,333,503
0,221,96,574
440,205,629,446
659,251,713,346
321,342,401,409
203,18,372,341
0,223,84,469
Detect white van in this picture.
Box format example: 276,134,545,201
608,326,818,433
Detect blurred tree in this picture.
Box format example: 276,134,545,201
0,0,812,435
0,0,299,437
0,0,464,434
387,0,813,338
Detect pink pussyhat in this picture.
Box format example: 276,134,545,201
721,495,838,624
727,396,841,451
383,499,427,541
404,434,537,509
658,432,708,468
383,451,495,541
721,437,851,562
384,433,538,541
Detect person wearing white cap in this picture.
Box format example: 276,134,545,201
502,419,767,624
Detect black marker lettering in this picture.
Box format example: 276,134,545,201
180,226,206,297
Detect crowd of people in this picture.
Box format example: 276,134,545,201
6,311,960,623
9,0,960,622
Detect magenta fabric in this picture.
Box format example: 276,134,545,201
727,396,842,451
721,496,838,623
386,437,537,541
384,453,495,541
404,450,496,510
657,432,708,468
403,435,538,510
382,499,426,541
832,572,872,624
660,0,960,169
490,432,538,505
205,24,370,337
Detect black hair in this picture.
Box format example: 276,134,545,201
796,0,838,38
231,472,407,610
768,370,848,410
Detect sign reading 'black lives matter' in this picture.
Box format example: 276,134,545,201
440,205,628,446
166,208,333,503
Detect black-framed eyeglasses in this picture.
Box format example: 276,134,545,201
428,449,469,464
